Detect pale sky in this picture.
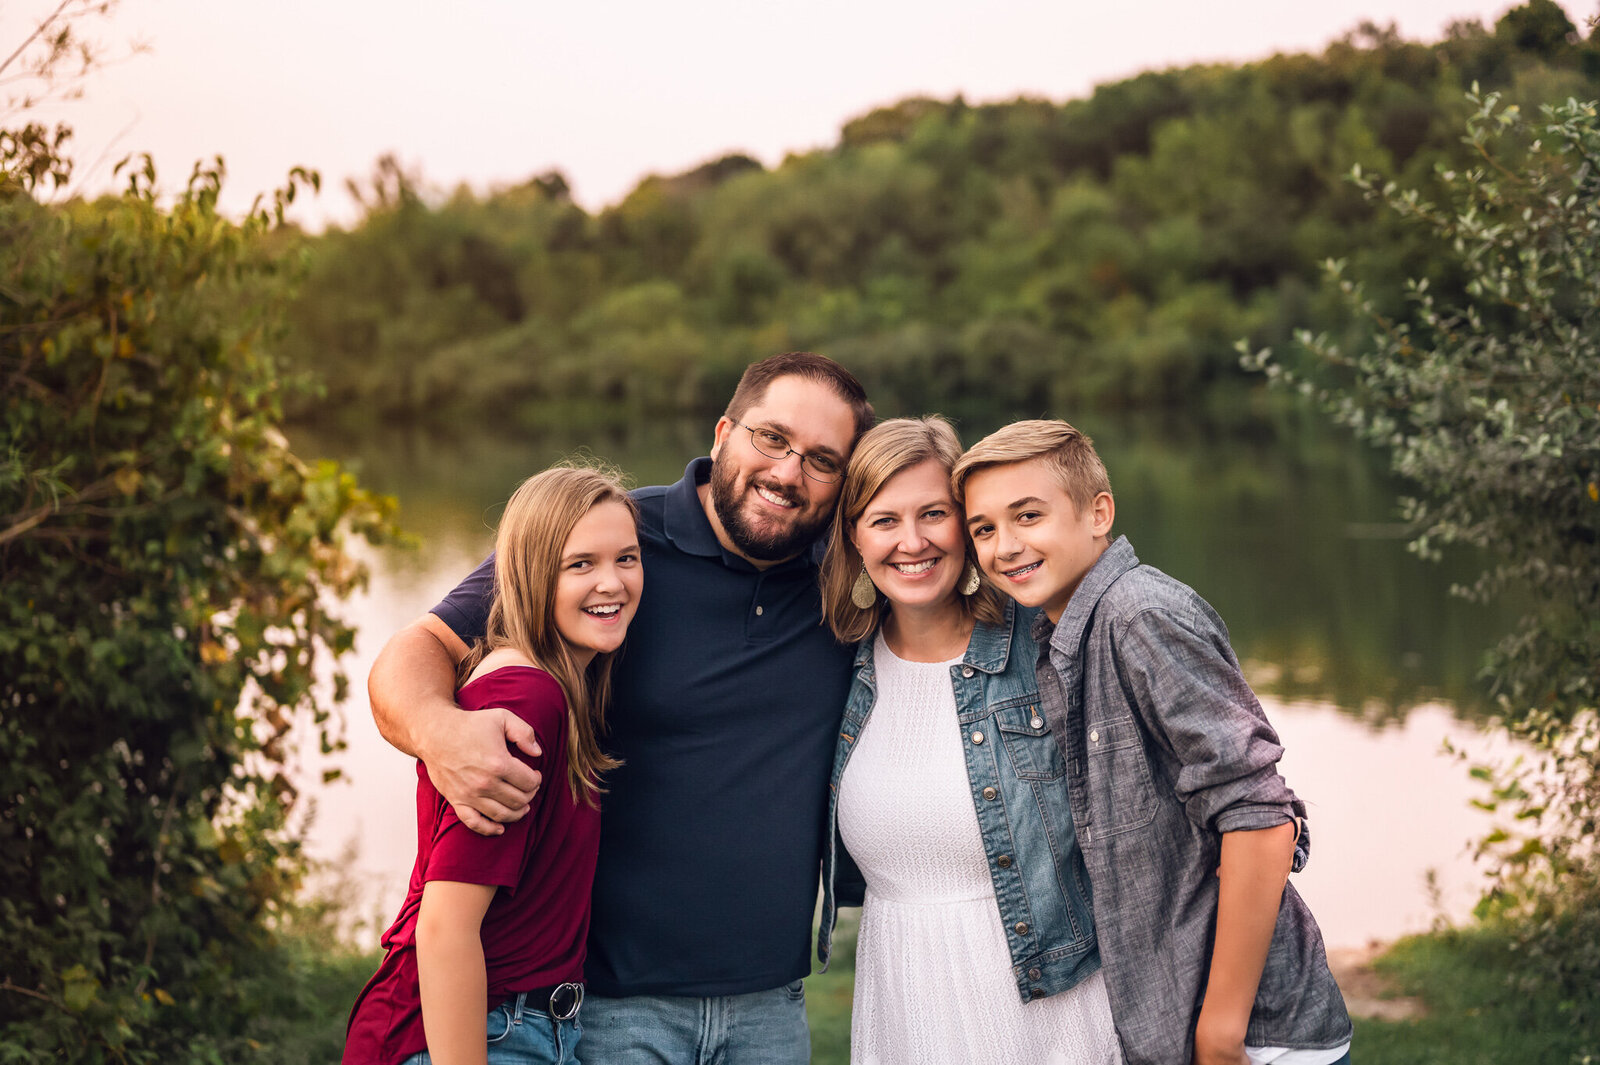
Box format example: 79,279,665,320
10,0,1544,228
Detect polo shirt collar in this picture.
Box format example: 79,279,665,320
1045,534,1140,662
662,458,726,558
661,457,824,574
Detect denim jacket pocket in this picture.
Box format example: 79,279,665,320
1084,715,1158,837
996,704,1065,782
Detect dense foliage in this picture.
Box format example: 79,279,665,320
278,2,1600,426
0,139,398,1058
1247,91,1600,1034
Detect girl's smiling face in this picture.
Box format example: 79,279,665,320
552,500,643,666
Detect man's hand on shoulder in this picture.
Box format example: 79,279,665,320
431,702,543,836
368,613,543,837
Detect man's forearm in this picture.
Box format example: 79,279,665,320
369,613,539,833
369,615,468,759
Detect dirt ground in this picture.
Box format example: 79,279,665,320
1328,943,1425,1021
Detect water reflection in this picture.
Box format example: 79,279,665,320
289,412,1516,950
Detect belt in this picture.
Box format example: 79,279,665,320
521,982,584,1021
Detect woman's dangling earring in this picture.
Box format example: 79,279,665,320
851,567,878,609
959,561,982,596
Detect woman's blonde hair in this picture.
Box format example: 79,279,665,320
459,464,636,806
820,416,1005,643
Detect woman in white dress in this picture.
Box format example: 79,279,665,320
815,416,1120,1065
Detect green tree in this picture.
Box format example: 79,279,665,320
1244,90,1600,1023
0,132,398,1059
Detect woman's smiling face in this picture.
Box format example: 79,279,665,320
851,458,966,617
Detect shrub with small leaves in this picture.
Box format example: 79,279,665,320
0,138,399,1061
1243,89,1600,1033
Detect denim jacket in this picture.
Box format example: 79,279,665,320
1037,536,1352,1065
817,601,1102,1004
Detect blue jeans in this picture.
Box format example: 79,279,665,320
400,991,582,1065
576,981,808,1064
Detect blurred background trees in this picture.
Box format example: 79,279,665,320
276,0,1599,431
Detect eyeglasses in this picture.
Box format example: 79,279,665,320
730,420,845,483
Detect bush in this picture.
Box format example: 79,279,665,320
0,140,398,1060
1244,89,1600,1033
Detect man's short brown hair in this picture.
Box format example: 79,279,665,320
725,352,874,444
951,419,1112,512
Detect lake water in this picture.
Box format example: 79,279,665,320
288,411,1519,951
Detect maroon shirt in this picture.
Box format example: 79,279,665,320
343,667,602,1064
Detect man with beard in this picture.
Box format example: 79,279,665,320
367,352,874,1064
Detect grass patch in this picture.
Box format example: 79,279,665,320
1352,922,1600,1065
807,911,858,1065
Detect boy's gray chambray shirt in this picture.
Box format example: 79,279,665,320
1032,536,1351,1065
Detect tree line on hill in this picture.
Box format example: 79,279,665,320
277,0,1597,427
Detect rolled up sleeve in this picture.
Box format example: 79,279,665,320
1117,604,1301,838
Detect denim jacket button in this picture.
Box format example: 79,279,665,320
970,730,985,745
1031,716,1044,729
1089,729,1100,743
1029,988,1044,999
982,786,997,801
961,665,975,678
1013,921,1029,935
1028,967,1042,980
996,854,1012,868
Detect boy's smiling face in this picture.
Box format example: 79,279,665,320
964,459,1115,624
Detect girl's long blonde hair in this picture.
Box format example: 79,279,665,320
459,464,635,806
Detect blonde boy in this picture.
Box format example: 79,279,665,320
953,420,1351,1065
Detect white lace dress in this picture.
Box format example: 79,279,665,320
838,633,1121,1065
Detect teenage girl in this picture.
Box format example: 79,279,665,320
344,465,642,1065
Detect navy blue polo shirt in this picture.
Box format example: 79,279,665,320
432,458,855,997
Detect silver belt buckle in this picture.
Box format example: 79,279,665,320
548,982,584,1020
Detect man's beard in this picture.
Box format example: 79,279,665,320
709,453,832,562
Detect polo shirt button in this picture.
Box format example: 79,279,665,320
996,854,1012,868
755,605,764,616
1014,921,1029,935
1028,967,1042,980
982,786,997,801
961,666,974,678
970,730,984,745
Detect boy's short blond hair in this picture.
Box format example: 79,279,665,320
951,419,1112,511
